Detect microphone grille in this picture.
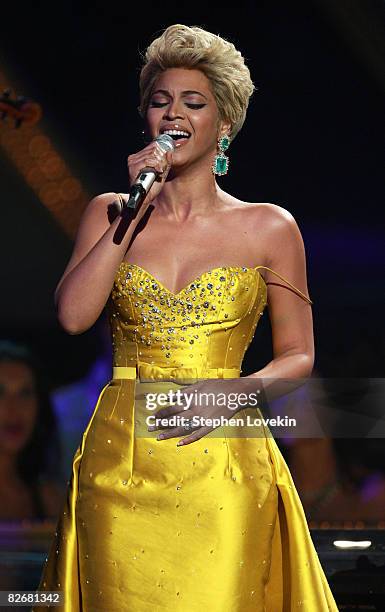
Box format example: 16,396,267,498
155,133,175,152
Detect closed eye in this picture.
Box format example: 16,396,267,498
186,103,206,109
149,101,206,109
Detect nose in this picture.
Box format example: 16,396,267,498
163,98,185,120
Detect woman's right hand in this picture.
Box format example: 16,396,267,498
126,140,173,215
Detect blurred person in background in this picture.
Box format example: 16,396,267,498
0,341,64,522
273,371,385,523
52,314,112,476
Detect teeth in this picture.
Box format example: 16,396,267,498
162,129,190,137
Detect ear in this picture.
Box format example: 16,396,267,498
218,119,232,139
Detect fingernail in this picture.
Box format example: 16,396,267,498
157,434,164,440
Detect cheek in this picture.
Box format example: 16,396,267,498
26,402,38,426
193,113,219,143
145,109,162,133
18,400,38,430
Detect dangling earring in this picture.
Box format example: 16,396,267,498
212,133,231,176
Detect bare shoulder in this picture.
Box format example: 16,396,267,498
253,204,311,301
225,198,308,272
249,202,305,253
249,201,299,230
81,191,120,228
72,190,122,243
222,192,303,244
221,191,297,232
54,191,121,297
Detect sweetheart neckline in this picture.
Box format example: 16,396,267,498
118,262,267,297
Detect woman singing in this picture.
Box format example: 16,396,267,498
35,24,338,611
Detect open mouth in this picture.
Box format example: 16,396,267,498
160,129,191,141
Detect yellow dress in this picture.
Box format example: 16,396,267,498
35,262,338,611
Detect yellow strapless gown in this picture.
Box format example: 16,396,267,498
35,263,338,611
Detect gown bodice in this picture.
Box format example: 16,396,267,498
107,262,312,381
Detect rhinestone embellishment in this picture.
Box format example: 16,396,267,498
110,263,268,366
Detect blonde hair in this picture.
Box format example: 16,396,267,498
138,24,256,141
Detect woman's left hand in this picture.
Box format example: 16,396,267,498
146,378,260,445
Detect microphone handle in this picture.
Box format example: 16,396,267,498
125,168,157,211
125,184,146,210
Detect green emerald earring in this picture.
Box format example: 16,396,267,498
212,134,231,176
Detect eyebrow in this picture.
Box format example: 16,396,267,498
151,89,208,100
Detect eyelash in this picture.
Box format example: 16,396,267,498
150,102,206,109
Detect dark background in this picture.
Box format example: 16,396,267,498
1,0,384,388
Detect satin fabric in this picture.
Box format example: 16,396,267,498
34,263,337,611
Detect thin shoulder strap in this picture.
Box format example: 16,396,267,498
255,265,313,305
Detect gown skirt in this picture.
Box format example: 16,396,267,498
34,262,338,611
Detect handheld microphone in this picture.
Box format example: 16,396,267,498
117,134,175,212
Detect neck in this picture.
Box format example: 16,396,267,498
154,156,223,221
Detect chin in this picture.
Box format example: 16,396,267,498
169,152,190,170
